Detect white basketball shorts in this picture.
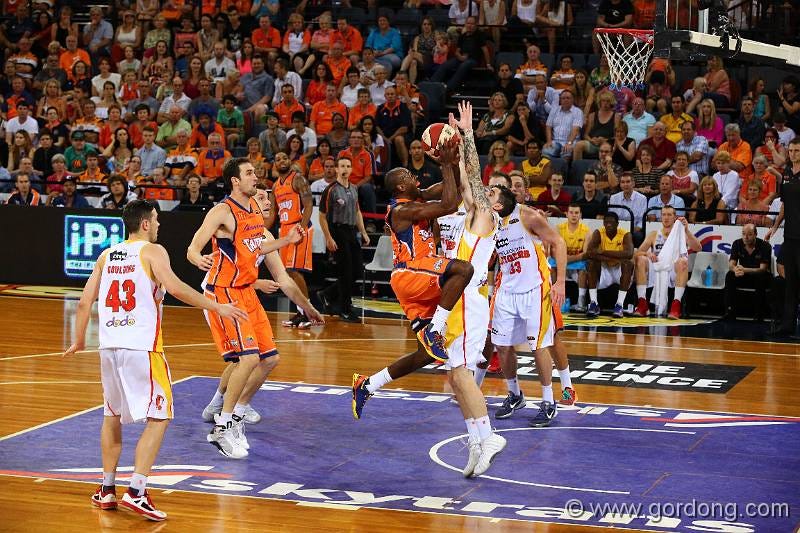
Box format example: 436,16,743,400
100,348,173,424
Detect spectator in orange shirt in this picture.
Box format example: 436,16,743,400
718,123,753,174
128,104,159,149
337,129,377,213
190,107,226,149
307,62,334,107
325,40,351,87
334,16,364,64
59,34,90,79
283,12,314,77
310,84,347,136
348,88,377,130
286,134,309,176
78,152,108,186
140,166,177,200
274,84,306,128
252,15,281,71
196,132,231,198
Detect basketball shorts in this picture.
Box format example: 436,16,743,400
490,284,563,350
599,263,623,289
100,348,173,424
280,223,314,272
390,256,454,326
445,285,490,371
204,284,278,362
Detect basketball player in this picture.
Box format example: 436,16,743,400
351,138,475,418
200,189,324,433
187,157,314,459
634,205,702,318
269,151,315,329
585,211,634,318
65,200,248,521
488,183,575,427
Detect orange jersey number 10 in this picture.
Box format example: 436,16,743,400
105,279,137,312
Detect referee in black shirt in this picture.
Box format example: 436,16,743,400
318,156,371,322
767,137,800,336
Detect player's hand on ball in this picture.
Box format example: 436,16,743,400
439,137,460,166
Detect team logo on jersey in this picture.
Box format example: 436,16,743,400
155,395,164,411
242,236,265,253
106,315,136,327
442,239,456,251
109,250,128,262
418,228,432,241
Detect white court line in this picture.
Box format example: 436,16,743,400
0,338,413,362
0,381,100,386
0,375,197,442
565,339,800,358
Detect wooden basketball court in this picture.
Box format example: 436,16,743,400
1,291,798,532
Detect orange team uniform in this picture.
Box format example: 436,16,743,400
310,100,347,136
197,148,232,181
387,198,455,328
347,103,377,129
274,171,314,272
252,26,282,51
274,99,305,128
204,196,277,361
325,55,351,86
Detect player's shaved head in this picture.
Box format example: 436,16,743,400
386,167,414,197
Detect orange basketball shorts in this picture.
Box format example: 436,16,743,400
279,223,313,272
390,256,454,328
204,284,278,362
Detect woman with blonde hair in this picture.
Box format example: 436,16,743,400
704,55,731,109
476,92,515,153
482,141,516,184
689,175,727,224
310,12,335,56
694,98,724,146
37,78,66,121
736,179,770,226
8,131,35,174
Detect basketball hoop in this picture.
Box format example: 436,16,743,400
594,28,654,90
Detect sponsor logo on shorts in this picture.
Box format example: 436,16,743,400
105,315,136,327
526,336,536,342
155,395,164,411
433,259,444,271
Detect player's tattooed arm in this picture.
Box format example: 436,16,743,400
450,101,491,212
295,174,314,230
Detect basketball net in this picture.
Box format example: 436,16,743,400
594,29,654,90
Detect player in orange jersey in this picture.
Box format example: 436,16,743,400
187,157,319,459
267,151,316,328
352,139,474,418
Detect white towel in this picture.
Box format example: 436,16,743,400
650,225,687,316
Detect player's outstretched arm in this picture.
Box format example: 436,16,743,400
521,205,567,306
262,237,325,324
187,203,231,271
260,225,305,255
146,244,248,321
64,251,107,356
450,101,491,217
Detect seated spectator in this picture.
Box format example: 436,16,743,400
100,175,137,210
476,92,515,153
5,101,39,146
78,152,108,186
240,55,274,121
272,58,303,104
310,158,337,203
519,139,551,198
644,70,671,116
703,55,731,109
42,107,69,149
334,16,364,65
186,78,220,121
123,156,145,185
311,84,348,137
594,0,634,54
156,106,192,150
585,211,635,318
174,174,213,211
718,123,752,173
622,97,656,145
165,129,198,184
610,172,647,232
327,113,350,156
308,138,334,182
509,171,535,204
592,142,623,193
196,133,232,194
634,206,702,318
738,96,766,150
285,135,309,176
573,170,608,219
494,63,526,114
735,179,771,227
757,128,787,171
723,223,772,321
358,47,380,88
140,167,177,201
337,129,378,213
660,95,692,144
5,173,42,206
310,11,335,58
348,88,377,130
611,121,637,172
190,108,226,149
639,122,676,171
516,44,550,94
91,57,121,97
483,141,517,184
258,112,288,162
740,155,779,205
773,112,796,148
366,15,403,76
573,90,619,161
393,72,419,108
747,77,771,122
589,54,611,91
273,84,305,129
247,138,267,170
45,154,70,194
667,151,699,202
689,176,727,224
368,65,394,107
360,116,387,171
431,17,491,94
307,63,334,107
549,54,576,92
7,130,36,177
47,176,90,208
36,80,67,125
376,87,412,167
325,40,351,88
712,150,741,210
507,104,545,156
543,90,583,158
64,131,96,175
536,0,572,55
537,172,571,216
527,73,559,125
777,75,800,134
450,0,480,26
675,120,710,177
407,139,443,189
217,95,245,148
694,98,725,147
137,126,167,176
252,15,282,72
340,68,365,109
647,174,686,221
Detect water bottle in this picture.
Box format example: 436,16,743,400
704,266,713,287
562,297,571,313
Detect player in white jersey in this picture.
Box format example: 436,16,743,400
488,185,574,427
64,200,247,521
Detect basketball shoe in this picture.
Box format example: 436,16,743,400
463,439,482,478
635,297,649,317
230,414,249,450
473,433,507,476
281,312,302,327
668,299,682,320
351,373,372,419
529,401,557,427
586,301,600,318
207,418,248,459
417,324,448,362
243,404,261,424
119,490,166,521
202,402,221,423
494,391,525,419
559,386,577,406
91,485,117,510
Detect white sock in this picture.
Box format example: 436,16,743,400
233,403,247,418
617,290,627,306
637,285,647,299
474,366,487,387
589,288,598,303
465,418,480,443
217,412,233,426
578,288,587,305
542,384,554,403
210,389,224,407
367,368,392,393
102,472,115,487
558,366,573,389
429,305,450,335
674,287,685,302
298,306,305,315
506,378,521,396
129,472,147,496
476,415,492,440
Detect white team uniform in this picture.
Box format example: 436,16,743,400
439,205,498,370
97,240,173,424
491,205,563,349
599,264,623,289
646,231,679,287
